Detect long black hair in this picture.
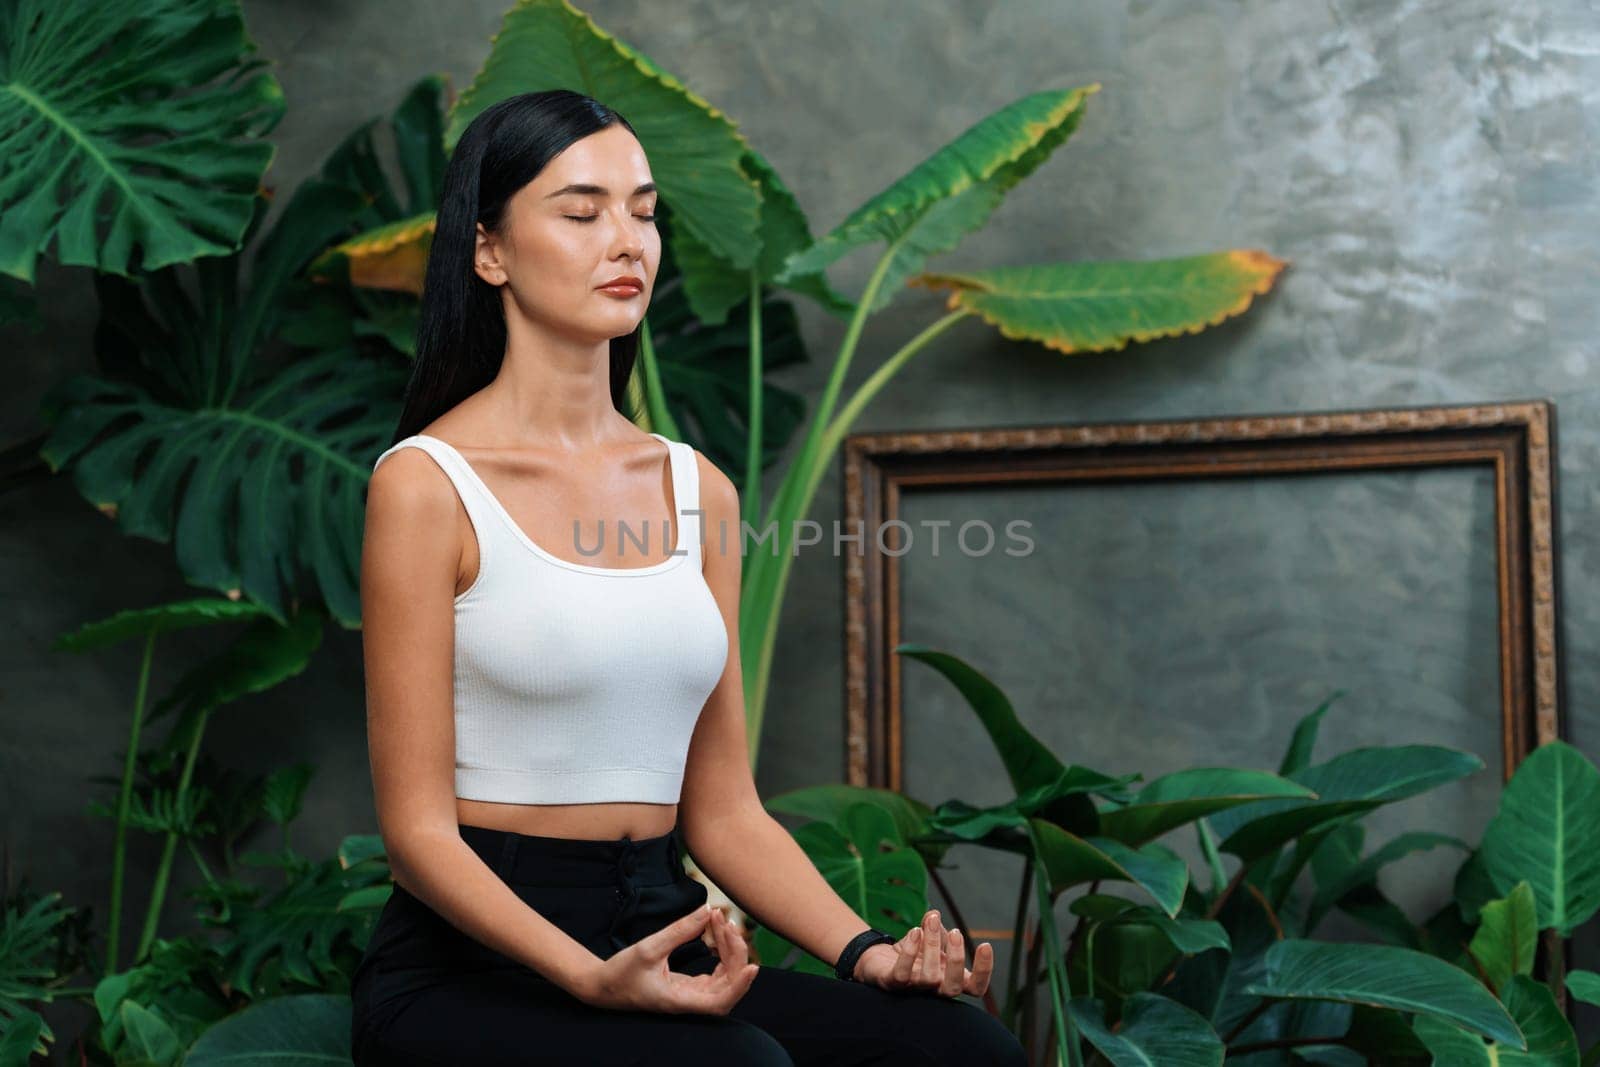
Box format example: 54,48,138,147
389,89,643,445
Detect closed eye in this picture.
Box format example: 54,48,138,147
567,215,657,223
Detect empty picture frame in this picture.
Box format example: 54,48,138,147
841,400,1566,792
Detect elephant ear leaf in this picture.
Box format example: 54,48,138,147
775,85,1099,311
0,0,285,282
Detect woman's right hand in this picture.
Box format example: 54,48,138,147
580,903,758,1014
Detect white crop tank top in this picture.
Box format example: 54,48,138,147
370,431,729,805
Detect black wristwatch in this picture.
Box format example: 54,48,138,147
834,928,898,982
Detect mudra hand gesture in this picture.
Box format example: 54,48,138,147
852,909,995,997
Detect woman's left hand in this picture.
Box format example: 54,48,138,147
852,909,994,997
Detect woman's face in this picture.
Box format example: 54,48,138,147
474,124,659,342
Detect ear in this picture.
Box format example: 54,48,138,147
473,222,508,286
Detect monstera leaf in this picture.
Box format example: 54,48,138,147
37,171,404,626
0,0,284,282
752,803,925,976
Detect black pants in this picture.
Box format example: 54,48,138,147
350,823,1027,1065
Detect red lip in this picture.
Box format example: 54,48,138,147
597,276,643,291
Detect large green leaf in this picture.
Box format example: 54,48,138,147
1162,883,1287,1038
38,176,404,626
1278,692,1347,776
1468,881,1538,995
0,0,284,282
1565,970,1600,1008
751,804,925,976
51,596,269,652
1069,895,1230,956
1097,768,1315,847
1306,825,1471,934
1412,974,1577,1066
762,784,938,862
1245,939,1525,1048
306,69,471,300
1480,740,1600,936
448,0,760,282
1069,992,1224,1067
150,610,324,727
911,250,1286,354
633,212,812,483
1207,745,1484,862
183,993,352,1065
894,645,1066,796
778,85,1099,315
1030,819,1188,917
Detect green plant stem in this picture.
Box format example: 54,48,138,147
818,308,970,461
1210,862,1249,917
636,318,679,437
1032,867,1082,1067
106,630,157,976
740,287,968,769
1547,931,1565,1005
1221,999,1272,1045
135,707,211,963
739,246,898,770
743,270,764,530
184,839,218,891
49,986,99,999
1022,916,1043,1064
1004,856,1033,1029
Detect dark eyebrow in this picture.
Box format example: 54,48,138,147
544,182,657,199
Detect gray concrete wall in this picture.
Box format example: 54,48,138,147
5,0,1596,1050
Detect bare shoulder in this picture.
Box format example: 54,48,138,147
367,445,459,524
689,446,736,512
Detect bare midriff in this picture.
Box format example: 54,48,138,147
455,798,679,841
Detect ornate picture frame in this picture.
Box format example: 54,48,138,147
841,400,1566,791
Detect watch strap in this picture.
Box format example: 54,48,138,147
833,928,898,982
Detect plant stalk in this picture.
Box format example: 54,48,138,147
134,706,211,963
105,631,157,975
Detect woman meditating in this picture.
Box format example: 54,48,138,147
351,87,1028,1065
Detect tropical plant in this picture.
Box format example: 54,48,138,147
0,595,385,1063
756,644,1600,1065
327,0,1288,771
0,0,285,282
33,87,422,627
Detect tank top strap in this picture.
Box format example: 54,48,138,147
650,433,700,566
371,436,505,571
